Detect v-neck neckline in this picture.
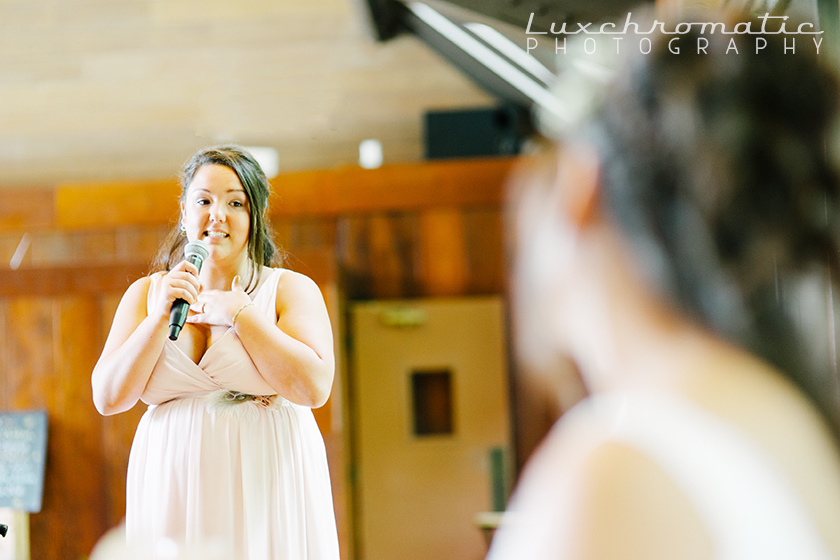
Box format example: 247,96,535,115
170,326,235,370
166,267,278,369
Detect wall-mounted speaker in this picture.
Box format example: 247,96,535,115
424,105,529,160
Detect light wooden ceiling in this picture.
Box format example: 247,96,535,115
0,0,494,187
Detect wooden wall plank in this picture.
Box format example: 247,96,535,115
418,208,469,296
6,299,55,410
336,209,502,300
5,298,56,560
1,296,110,560
29,230,120,268
509,363,566,474
274,218,338,270
367,215,409,299
464,207,506,295
114,225,170,263
53,158,514,229
55,179,180,229
0,264,147,298
0,189,54,232
39,296,107,558
1,226,165,271
273,158,512,217
336,216,375,300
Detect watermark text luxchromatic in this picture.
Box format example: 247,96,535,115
525,12,824,55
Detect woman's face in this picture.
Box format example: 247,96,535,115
511,166,574,373
181,164,251,264
512,147,599,369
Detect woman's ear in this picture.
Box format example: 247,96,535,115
555,142,600,229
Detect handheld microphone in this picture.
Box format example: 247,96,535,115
168,240,209,341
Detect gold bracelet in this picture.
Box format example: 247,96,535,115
231,302,254,328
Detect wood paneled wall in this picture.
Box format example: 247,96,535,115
0,157,537,560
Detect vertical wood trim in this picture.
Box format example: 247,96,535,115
418,208,469,296
46,296,106,555
368,215,405,299
464,207,506,294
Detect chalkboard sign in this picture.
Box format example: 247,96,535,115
0,411,48,513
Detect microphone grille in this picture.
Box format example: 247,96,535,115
184,240,209,262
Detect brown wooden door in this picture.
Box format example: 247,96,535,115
350,297,510,560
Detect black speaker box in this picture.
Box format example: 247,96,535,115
424,105,528,160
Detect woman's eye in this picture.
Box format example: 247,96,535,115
230,200,244,208
196,199,209,206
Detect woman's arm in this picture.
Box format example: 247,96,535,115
219,271,335,408
92,262,200,415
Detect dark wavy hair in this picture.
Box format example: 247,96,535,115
151,145,280,292
573,21,840,434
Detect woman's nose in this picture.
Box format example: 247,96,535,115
209,201,226,221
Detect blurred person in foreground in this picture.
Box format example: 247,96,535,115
489,12,840,560
91,145,339,559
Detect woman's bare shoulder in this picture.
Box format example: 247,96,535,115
494,409,712,560
274,268,323,302
275,267,317,286
124,274,154,300
115,274,159,316
692,355,840,554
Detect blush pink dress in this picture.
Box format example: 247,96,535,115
125,268,339,560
